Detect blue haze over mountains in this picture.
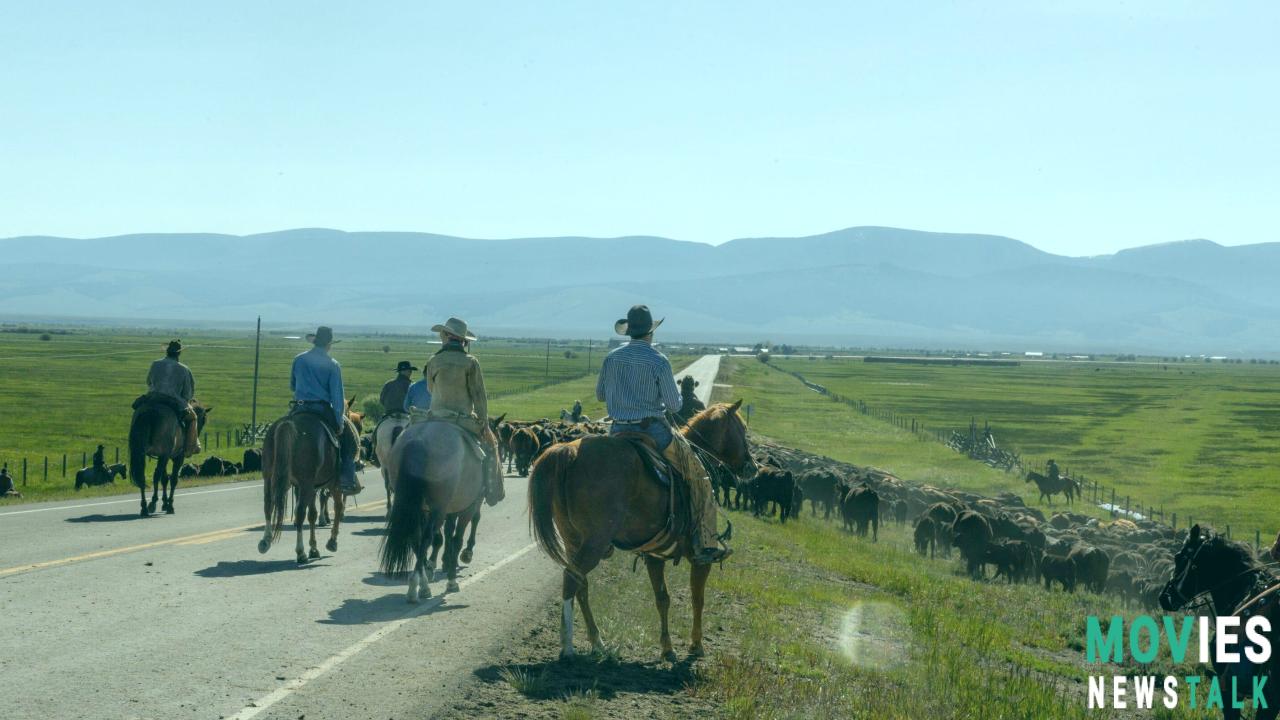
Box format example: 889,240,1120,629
0,227,1276,355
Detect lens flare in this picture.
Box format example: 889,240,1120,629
839,601,911,669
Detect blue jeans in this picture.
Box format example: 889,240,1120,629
610,419,673,450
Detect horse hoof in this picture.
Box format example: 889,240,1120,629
257,539,271,554
559,650,576,662
309,548,321,560
460,549,473,564
446,581,460,594
140,508,149,518
165,506,174,515
325,538,337,552
297,555,308,564
661,650,678,663
689,644,706,658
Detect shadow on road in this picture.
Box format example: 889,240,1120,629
65,513,149,523
336,513,385,524
194,559,327,578
472,655,698,700
319,594,467,625
352,526,387,537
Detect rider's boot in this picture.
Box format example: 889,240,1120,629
339,418,363,495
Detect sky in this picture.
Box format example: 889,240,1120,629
1,1,1276,256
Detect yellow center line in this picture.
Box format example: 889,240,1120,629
0,501,388,578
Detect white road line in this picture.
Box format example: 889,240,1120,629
0,483,263,517
227,542,539,720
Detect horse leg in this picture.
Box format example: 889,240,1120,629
148,463,161,514
414,508,445,602
645,556,677,662
294,487,308,564
318,489,331,527
689,561,712,657
307,491,321,559
444,509,474,593
429,518,450,577
382,468,393,519
325,487,344,553
164,457,179,513
460,508,480,564
138,463,149,517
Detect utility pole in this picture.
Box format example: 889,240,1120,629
586,339,592,373
251,315,262,434
544,339,551,382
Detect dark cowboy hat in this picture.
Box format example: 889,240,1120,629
164,339,183,353
615,305,663,338
305,326,340,345
394,360,418,372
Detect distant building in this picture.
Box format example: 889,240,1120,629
1024,351,1044,358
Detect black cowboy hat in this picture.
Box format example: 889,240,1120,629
305,326,340,346
395,360,418,372
615,305,663,338
165,339,183,353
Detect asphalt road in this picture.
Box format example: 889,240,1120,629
0,355,722,720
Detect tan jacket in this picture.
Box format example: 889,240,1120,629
425,343,488,430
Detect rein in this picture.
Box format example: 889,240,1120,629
1169,543,1280,617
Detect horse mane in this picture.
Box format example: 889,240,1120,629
685,402,732,429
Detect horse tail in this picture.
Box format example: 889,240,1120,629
265,421,293,543
390,424,404,448
380,442,427,577
128,410,151,490
528,442,580,577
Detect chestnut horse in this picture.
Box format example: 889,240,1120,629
529,400,754,661
257,410,345,564
127,400,209,516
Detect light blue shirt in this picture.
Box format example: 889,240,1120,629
595,339,682,422
404,379,432,413
290,346,345,425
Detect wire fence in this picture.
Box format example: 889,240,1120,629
766,362,1269,553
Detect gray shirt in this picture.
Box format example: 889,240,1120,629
147,357,195,403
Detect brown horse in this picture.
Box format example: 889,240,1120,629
1024,470,1077,505
128,400,209,516
529,400,754,661
257,410,344,564
379,420,488,601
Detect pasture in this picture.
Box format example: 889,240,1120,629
0,325,690,502
760,355,1280,537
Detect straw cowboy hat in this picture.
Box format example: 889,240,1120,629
615,305,663,338
432,317,477,341
305,326,340,345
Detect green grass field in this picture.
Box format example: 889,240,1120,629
0,325,691,502
756,355,1280,537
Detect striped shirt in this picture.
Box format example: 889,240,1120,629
595,339,682,422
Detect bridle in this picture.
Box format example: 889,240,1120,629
676,412,756,479
1163,538,1278,617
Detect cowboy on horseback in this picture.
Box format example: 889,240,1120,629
597,305,731,565
1046,459,1060,483
92,444,106,473
290,326,363,495
404,362,432,413
423,317,504,506
139,340,200,456
372,360,416,456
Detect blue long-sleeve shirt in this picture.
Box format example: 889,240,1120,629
291,346,346,425
595,339,682,422
404,379,432,412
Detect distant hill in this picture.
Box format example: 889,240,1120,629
0,226,1275,355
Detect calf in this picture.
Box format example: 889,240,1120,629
1041,555,1076,592
914,517,937,558
840,484,879,541
750,467,795,523
511,427,540,477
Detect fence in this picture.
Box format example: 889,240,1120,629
765,362,1270,553
0,423,263,488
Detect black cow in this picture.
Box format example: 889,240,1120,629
950,510,992,578
242,448,263,473
750,467,795,523
840,484,879,541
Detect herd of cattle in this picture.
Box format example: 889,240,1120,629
732,440,1183,606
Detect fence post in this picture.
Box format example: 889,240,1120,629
1227,525,1231,540
44,456,48,483
1257,529,1262,553
81,452,86,468
22,458,27,486
62,454,67,477
1125,495,1130,517
115,447,120,463
215,432,220,449
1172,512,1176,530
1111,488,1116,516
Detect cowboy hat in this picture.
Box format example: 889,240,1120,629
394,360,418,372
305,326,340,345
615,305,663,338
431,317,477,341
164,339,183,353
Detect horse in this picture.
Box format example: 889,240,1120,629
74,463,128,490
1160,524,1280,720
379,420,487,601
1024,470,1076,505
257,409,346,564
128,400,210,516
374,413,411,513
529,400,754,661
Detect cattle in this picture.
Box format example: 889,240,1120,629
179,463,199,478
797,469,841,520
750,467,795,523
921,502,959,557
984,539,1035,583
890,498,909,526
950,510,992,578
1068,545,1110,594
242,448,262,473
510,427,540,477
1041,555,1076,592
789,485,804,521
1106,569,1137,606
198,456,231,477
914,517,937,558
840,484,879,541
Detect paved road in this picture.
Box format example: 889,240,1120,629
1,356,721,720
675,353,720,406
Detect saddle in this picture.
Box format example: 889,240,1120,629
288,402,341,449
612,433,691,560
131,393,187,419
614,432,677,487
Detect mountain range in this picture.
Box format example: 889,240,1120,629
0,227,1276,355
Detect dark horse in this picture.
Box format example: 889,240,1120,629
530,401,754,661
380,420,487,601
1024,470,1077,505
128,400,209,516
74,463,128,490
257,411,346,564
1160,524,1280,720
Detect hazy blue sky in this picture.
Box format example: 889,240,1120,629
1,2,1275,255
